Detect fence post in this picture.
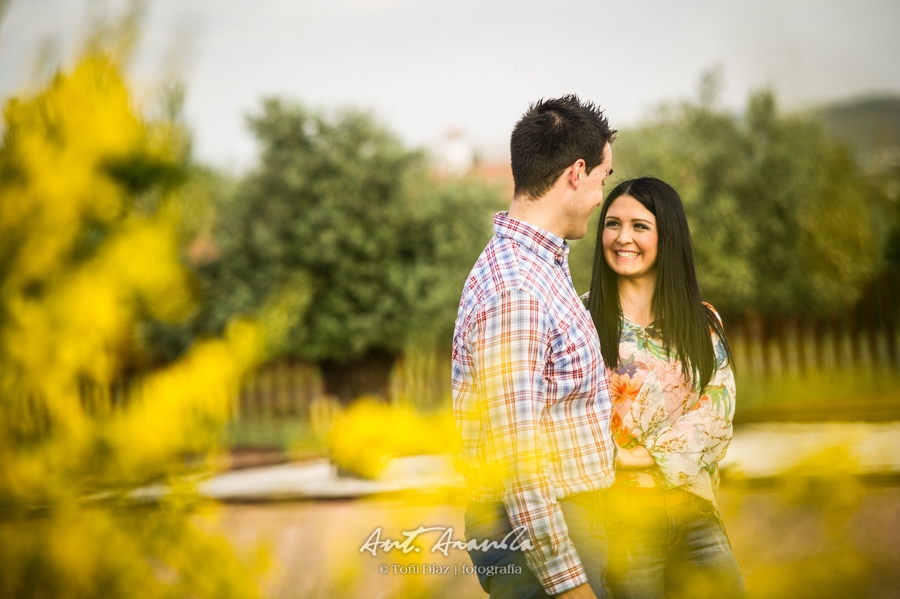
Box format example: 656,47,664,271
831,316,843,369
261,366,272,418
288,359,299,417
742,316,754,375
848,304,862,368
795,314,807,377
864,283,879,368
812,316,824,371
883,270,897,367
775,314,789,376
241,371,253,418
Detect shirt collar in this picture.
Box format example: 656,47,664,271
493,212,569,267
621,310,664,339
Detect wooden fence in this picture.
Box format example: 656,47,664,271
723,269,899,378
232,350,455,421
235,359,323,419
233,269,900,421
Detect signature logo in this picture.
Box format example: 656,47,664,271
360,526,534,556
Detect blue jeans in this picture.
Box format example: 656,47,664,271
464,492,609,599
605,493,748,599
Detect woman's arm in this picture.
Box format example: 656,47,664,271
641,332,736,486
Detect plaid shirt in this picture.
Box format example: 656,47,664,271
452,212,615,596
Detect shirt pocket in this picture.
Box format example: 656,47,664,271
545,325,596,405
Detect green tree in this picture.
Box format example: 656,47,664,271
203,100,503,403
570,78,883,317
815,95,900,269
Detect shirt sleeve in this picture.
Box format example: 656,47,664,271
642,329,736,487
470,289,588,596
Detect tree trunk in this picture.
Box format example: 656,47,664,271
320,349,396,405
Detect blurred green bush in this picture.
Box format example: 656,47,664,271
570,72,897,318
189,100,504,403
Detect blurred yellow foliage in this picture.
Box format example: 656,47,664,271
328,398,460,479
0,50,266,598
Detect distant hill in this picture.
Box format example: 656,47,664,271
812,95,900,169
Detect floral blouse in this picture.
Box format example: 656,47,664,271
607,305,735,504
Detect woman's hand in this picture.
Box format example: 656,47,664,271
616,444,655,469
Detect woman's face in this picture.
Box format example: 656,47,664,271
601,194,659,283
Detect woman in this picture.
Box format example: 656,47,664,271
585,177,748,599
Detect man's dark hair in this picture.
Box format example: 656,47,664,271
510,94,617,200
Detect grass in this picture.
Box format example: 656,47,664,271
735,366,900,418
223,416,327,453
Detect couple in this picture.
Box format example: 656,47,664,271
451,96,749,599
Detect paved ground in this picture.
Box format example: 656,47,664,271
199,422,900,502
199,454,463,501
190,422,900,599
720,421,900,478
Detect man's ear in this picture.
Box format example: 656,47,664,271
567,159,587,190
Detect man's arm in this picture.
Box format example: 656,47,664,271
472,289,589,596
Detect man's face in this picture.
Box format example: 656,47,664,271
561,142,613,240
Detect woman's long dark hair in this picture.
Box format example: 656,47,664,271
586,177,734,391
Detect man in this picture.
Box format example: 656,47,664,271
452,95,617,599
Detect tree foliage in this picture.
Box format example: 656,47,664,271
201,99,503,398
570,78,885,316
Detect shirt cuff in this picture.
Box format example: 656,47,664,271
524,542,589,596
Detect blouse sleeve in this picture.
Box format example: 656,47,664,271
641,328,736,487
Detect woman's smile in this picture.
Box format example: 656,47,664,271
602,194,659,281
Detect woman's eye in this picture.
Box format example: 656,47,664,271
605,221,618,228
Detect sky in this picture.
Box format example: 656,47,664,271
1,0,899,172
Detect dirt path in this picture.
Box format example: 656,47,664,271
212,483,900,599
